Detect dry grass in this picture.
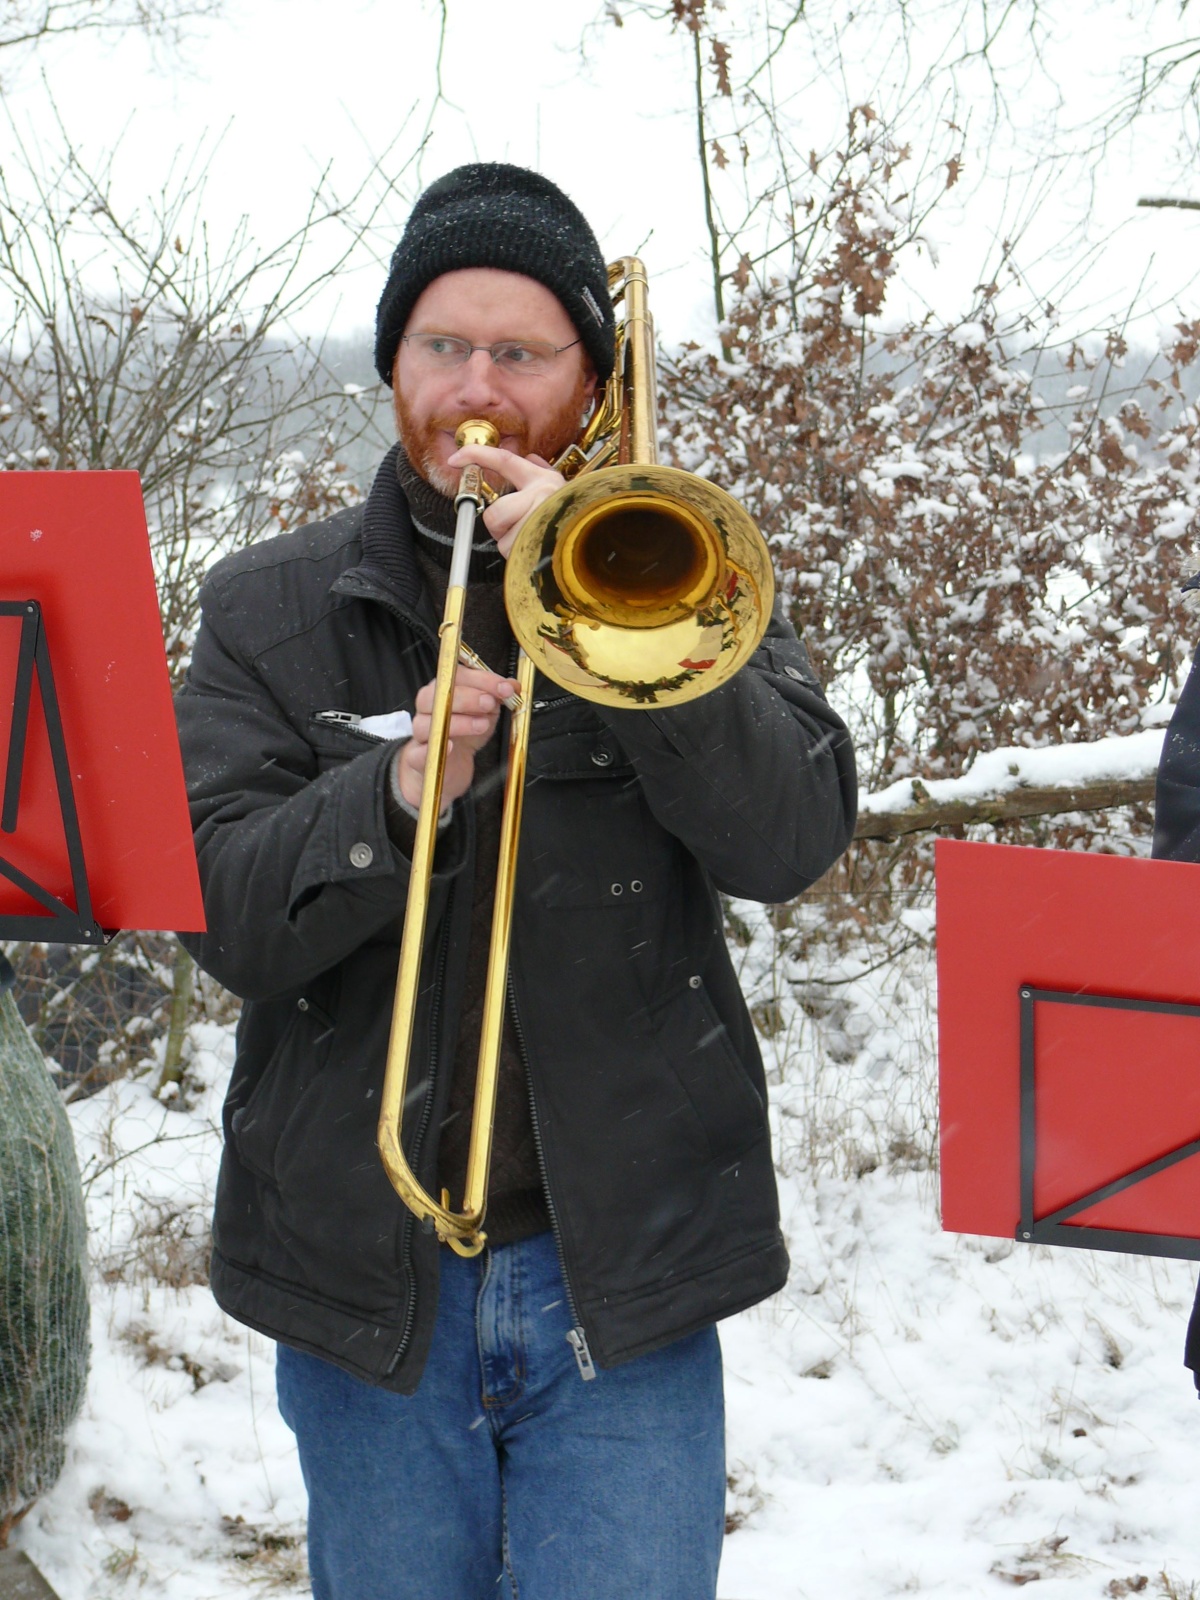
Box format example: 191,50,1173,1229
98,1198,211,1290
222,1517,308,1590
118,1322,237,1392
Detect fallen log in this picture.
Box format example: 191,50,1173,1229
855,774,1158,840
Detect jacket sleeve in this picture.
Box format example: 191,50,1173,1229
597,605,857,903
1153,640,1200,864
176,580,466,1001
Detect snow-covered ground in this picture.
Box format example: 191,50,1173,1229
22,1025,308,1599
13,909,1200,1599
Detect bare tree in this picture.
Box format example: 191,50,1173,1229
591,0,1038,332
1096,2,1200,159
0,0,221,56
0,115,395,676
0,113,410,1093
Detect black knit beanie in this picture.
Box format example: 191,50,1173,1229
374,163,616,387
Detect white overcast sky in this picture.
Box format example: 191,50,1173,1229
4,0,1200,357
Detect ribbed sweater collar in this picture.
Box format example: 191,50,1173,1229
358,441,505,600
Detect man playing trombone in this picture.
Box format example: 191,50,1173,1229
178,162,857,1599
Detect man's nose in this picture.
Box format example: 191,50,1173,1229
453,348,505,407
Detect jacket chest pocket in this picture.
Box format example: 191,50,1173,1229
522,699,667,910
306,713,394,774
521,780,666,909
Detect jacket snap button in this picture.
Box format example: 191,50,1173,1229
349,841,374,869
688,974,702,989
610,882,623,896
297,998,309,1012
591,748,613,766
784,665,806,682
631,880,643,893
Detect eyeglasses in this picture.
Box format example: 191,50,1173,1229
400,333,582,377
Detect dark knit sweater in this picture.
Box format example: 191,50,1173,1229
387,447,549,1246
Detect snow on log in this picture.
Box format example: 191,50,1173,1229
855,729,1165,840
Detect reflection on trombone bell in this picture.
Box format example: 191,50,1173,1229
376,256,775,1256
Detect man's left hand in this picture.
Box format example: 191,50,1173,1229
446,443,565,559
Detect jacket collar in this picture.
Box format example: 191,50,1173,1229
355,441,425,608
331,443,439,632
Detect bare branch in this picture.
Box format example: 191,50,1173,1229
855,776,1158,841
0,0,222,55
0,108,413,677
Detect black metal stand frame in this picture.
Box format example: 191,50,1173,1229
1018,984,1200,1261
0,600,104,946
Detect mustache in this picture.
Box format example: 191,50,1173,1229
428,412,528,445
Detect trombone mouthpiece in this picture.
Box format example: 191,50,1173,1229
454,419,501,509
455,419,500,451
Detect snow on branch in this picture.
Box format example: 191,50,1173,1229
855,731,1164,839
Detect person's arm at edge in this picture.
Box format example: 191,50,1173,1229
1153,639,1200,862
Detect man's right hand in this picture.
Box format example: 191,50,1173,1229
393,665,519,813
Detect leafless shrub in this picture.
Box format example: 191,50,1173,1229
100,1196,211,1289
0,116,388,681
662,123,1200,798
0,116,408,1074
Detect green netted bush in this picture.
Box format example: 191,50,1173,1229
0,975,89,1543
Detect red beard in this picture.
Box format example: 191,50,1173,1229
394,376,593,497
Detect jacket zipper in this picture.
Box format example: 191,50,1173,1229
508,971,597,1381
312,709,389,743
501,647,596,1381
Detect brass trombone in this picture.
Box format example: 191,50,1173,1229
376,257,775,1256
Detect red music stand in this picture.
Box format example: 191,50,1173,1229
0,473,204,947
937,839,1200,1262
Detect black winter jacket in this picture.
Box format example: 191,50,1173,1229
1151,641,1200,1392
177,473,858,1394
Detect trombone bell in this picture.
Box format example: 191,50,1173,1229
506,463,773,708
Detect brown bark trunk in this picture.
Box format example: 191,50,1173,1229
854,775,1157,841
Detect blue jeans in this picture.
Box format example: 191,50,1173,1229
275,1229,725,1599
